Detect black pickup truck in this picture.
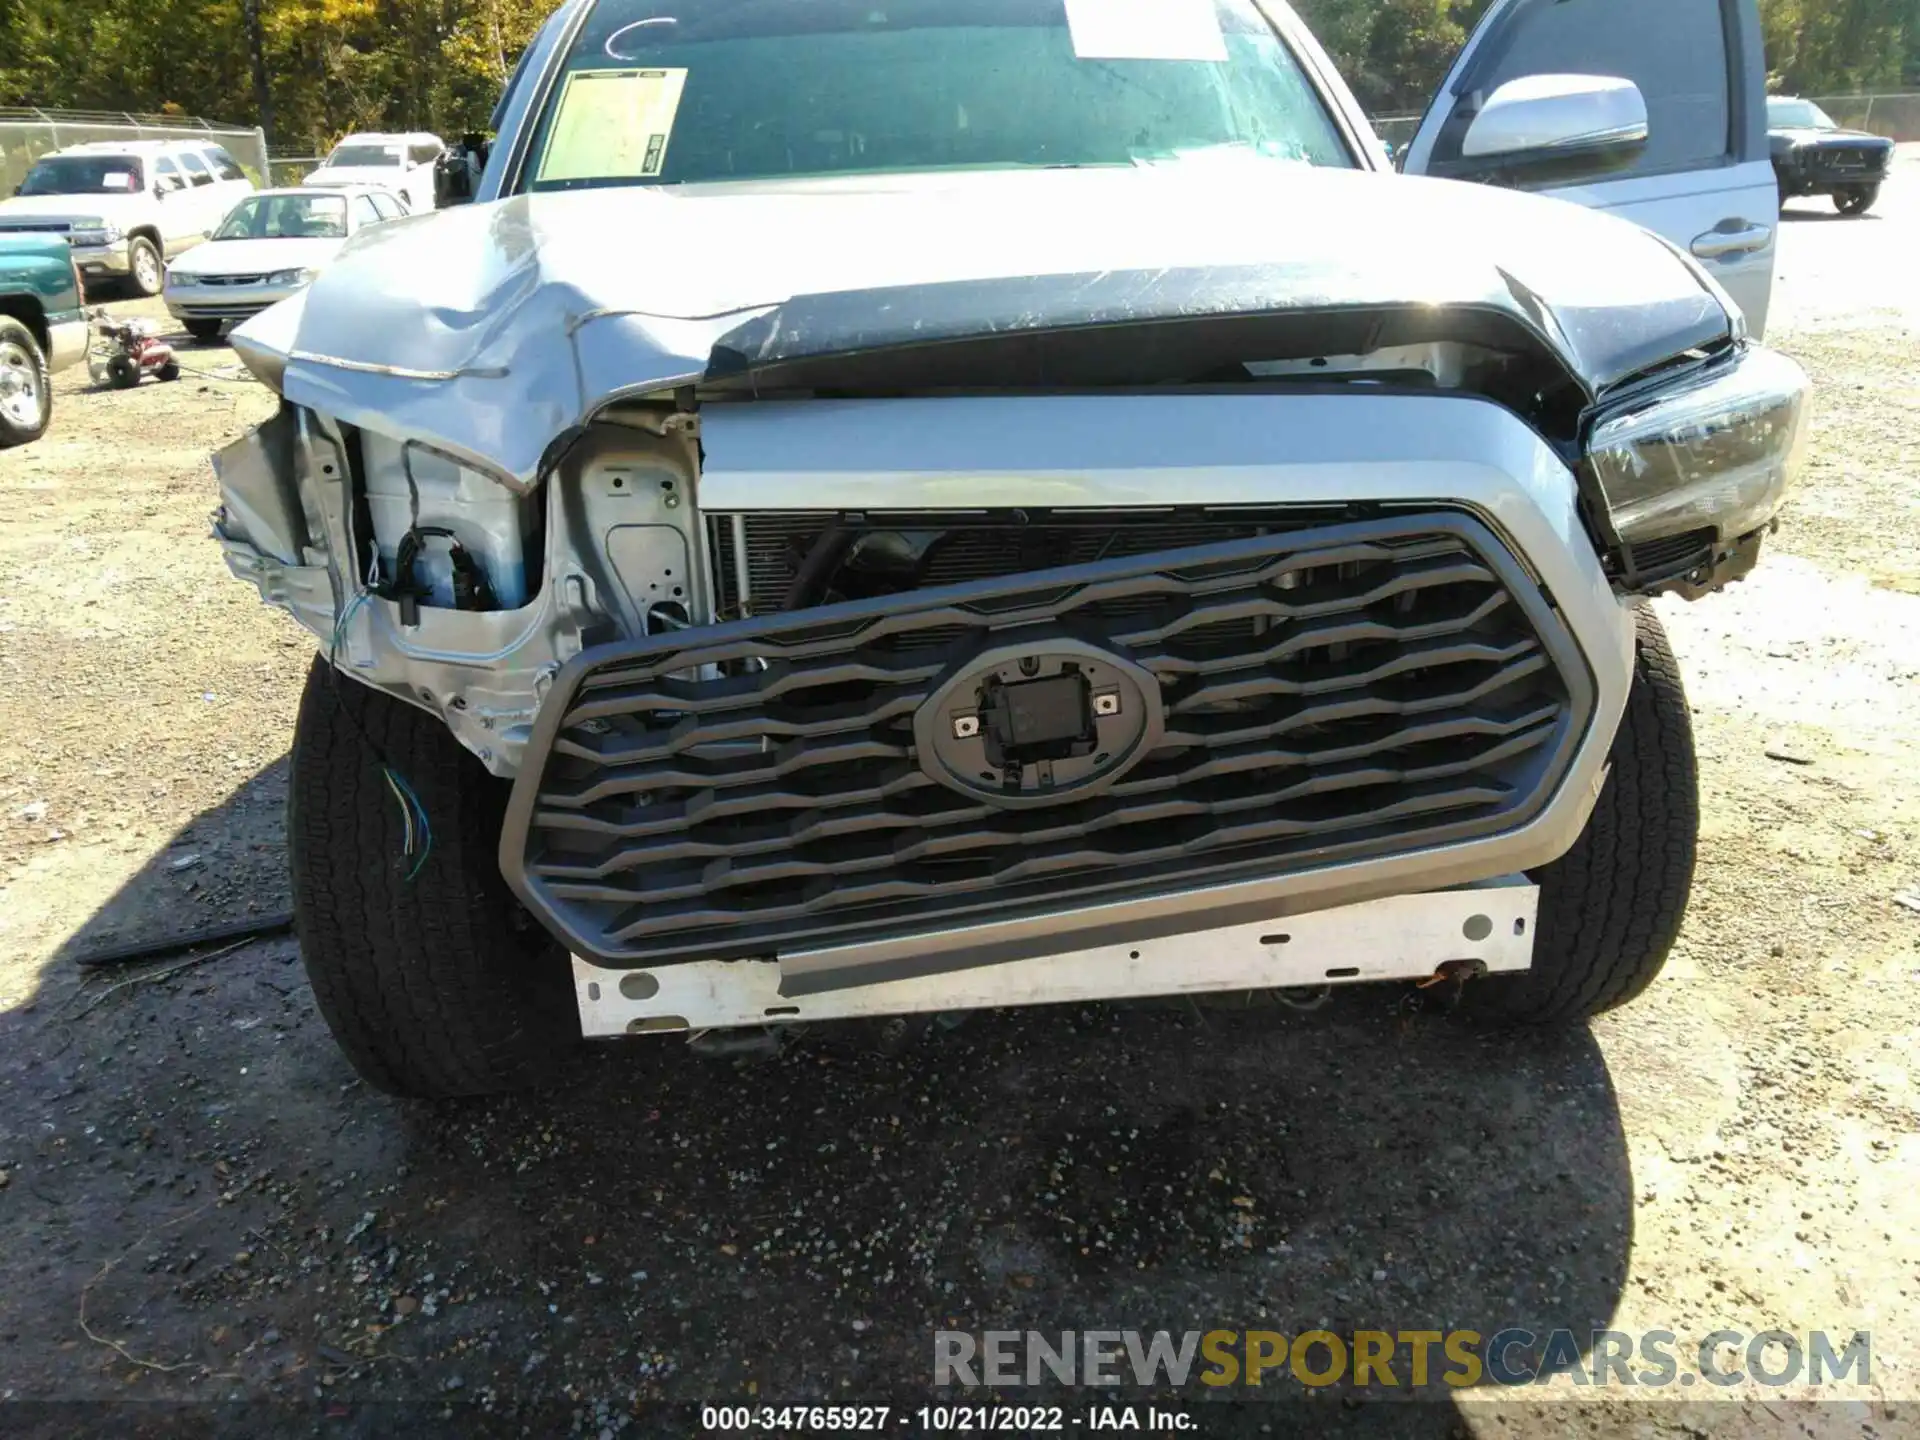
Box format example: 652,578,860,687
1768,96,1896,216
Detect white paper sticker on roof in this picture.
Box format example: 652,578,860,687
1064,0,1228,62
537,68,689,183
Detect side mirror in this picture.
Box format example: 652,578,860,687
1462,74,1648,175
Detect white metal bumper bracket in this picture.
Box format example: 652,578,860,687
571,880,1538,1038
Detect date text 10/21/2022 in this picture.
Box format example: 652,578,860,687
700,1407,1193,1431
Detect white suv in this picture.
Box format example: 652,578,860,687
0,140,256,296
302,133,447,213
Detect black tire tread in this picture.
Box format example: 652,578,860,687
1467,603,1698,1024
288,657,578,1098
1835,184,1879,216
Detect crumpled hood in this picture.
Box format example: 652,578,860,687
234,163,1734,488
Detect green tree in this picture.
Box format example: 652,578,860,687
0,0,557,152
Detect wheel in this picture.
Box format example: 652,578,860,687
0,317,52,448
106,353,140,389
185,318,224,343
156,359,181,382
125,236,164,297
1834,184,1879,216
288,656,581,1097
1461,603,1698,1025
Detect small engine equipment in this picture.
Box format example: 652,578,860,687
88,309,180,389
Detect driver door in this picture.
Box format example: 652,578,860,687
1400,0,1777,338
151,158,195,254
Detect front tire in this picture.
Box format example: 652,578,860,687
1835,184,1880,216
126,236,164,297
184,318,224,343
288,657,580,1098
1462,603,1698,1025
0,317,52,448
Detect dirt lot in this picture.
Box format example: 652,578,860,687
2,161,1918,1436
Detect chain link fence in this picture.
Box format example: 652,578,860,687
267,153,325,187
0,107,269,196
1371,114,1423,151
1806,94,1920,143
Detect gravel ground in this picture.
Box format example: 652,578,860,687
2,157,1918,1437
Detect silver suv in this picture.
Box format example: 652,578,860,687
214,0,1807,1097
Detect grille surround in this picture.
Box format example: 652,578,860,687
502,513,1594,967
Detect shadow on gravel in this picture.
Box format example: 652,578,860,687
1778,207,1884,223
0,761,1632,1435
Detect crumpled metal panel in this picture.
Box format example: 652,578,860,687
231,164,1732,489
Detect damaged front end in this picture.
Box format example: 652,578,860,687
214,202,1808,1000
216,396,707,776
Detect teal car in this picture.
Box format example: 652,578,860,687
0,231,90,448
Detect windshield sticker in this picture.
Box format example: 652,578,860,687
102,172,134,190
1064,0,1227,62
537,67,689,183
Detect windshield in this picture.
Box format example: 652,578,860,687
522,0,1353,190
18,156,147,196
327,144,404,167
1767,99,1836,130
214,193,349,240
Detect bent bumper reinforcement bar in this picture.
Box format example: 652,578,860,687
571,880,1539,1036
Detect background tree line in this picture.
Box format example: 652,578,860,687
1,0,1916,152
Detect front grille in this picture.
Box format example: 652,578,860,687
199,273,270,287
1814,146,1883,173
503,514,1591,966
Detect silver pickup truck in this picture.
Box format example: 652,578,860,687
214,0,1807,1097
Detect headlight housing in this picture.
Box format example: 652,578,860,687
68,220,123,248
266,268,317,288
1584,345,1811,550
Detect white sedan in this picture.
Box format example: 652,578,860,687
163,187,408,341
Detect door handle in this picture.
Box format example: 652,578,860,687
1691,222,1774,260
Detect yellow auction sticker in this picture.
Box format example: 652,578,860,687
537,67,689,183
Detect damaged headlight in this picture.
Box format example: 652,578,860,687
1584,345,1811,548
